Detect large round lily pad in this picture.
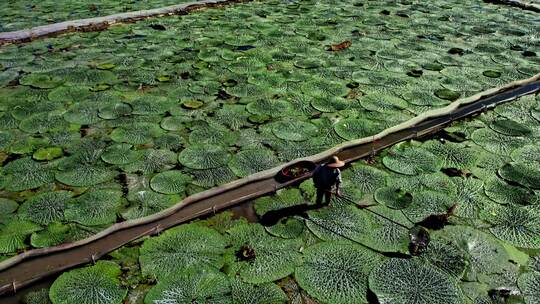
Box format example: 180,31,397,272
369,258,463,304
178,144,231,170
295,241,384,304
50,261,126,304
383,145,442,175
149,170,192,194
228,148,279,177
139,223,227,279
18,191,72,225
271,120,318,142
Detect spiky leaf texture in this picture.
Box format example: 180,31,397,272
23,288,51,304
499,162,540,190
422,140,478,169
334,118,383,141
471,128,526,155
403,191,455,223
383,145,442,175
369,258,463,304
178,144,231,170
342,163,387,193
226,222,302,284
230,277,287,304
55,164,116,187
139,223,227,279
0,219,41,254
150,170,192,194
519,271,540,304
49,261,126,304
122,191,178,220
64,189,122,226
188,166,237,188
481,204,540,249
143,267,231,304
452,177,492,218
295,241,384,304
101,143,139,165
483,177,535,205
422,234,468,279
2,157,55,191
441,226,509,279
271,120,318,142
18,191,72,225
228,148,279,178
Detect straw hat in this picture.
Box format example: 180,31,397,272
327,156,345,168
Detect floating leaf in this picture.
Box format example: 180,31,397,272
295,241,384,304
228,148,280,177
139,223,227,279
3,157,55,191
489,119,531,136
189,123,238,146
19,73,62,89
50,261,126,304
18,191,72,225
101,143,138,165
150,170,192,194
0,198,18,215
334,118,384,140
499,162,540,190
342,163,387,193
56,164,117,187
30,222,69,248
230,277,288,304
121,149,177,174
271,120,318,142
441,225,509,280
226,222,302,283
33,147,63,161
403,190,455,223
122,190,178,220
0,219,41,253
511,144,540,165
471,128,526,155
374,186,412,209
452,177,492,218
483,176,534,205
482,204,540,249
369,258,463,304
178,144,231,170
110,123,164,145
144,267,231,304
519,271,540,304
63,102,101,125
64,189,122,226
382,145,442,175
422,140,478,169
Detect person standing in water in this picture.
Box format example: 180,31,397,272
312,156,344,205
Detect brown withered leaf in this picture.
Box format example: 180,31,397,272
328,40,352,51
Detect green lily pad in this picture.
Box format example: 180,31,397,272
139,223,227,279
369,258,463,304
296,241,384,304
149,170,192,194
178,144,231,170
50,261,126,304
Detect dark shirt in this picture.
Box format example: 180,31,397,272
312,164,342,189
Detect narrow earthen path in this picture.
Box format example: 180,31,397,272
0,77,538,298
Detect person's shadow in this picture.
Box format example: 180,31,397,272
259,203,322,226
